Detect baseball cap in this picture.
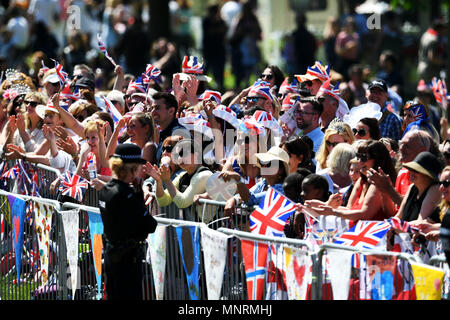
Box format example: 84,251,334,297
368,79,388,93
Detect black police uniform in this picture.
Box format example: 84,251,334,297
99,178,157,300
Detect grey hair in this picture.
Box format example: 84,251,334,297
326,143,356,175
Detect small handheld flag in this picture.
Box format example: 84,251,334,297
58,171,88,202
97,34,117,67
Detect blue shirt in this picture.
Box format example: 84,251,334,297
305,126,324,153
379,106,403,142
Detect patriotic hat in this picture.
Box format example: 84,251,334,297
248,80,274,101
198,90,222,104
252,110,282,135
200,104,240,129
36,101,59,119
279,77,299,95
179,116,214,140
178,56,212,82
417,79,432,92
111,143,146,164
295,61,330,83
178,113,203,128
318,79,350,120
403,100,428,121
281,93,297,111
237,118,265,136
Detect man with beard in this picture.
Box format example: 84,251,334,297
294,96,324,153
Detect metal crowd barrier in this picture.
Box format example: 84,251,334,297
1,186,449,300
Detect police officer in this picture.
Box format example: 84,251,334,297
99,143,157,300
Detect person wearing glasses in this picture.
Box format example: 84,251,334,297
315,119,354,172
352,117,381,141
294,96,324,153
401,100,440,144
41,69,61,99
304,140,397,227
149,139,214,222
259,65,285,95
11,91,46,152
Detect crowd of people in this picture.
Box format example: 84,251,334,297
0,0,450,299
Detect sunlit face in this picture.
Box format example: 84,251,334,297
354,122,370,140
23,97,40,117
126,117,149,143
44,111,63,128
326,134,346,152
260,68,275,87
304,79,323,95
439,170,450,202
356,152,375,176
85,130,99,152
349,162,362,183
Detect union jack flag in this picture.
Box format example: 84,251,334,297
280,77,299,94
2,165,18,179
385,217,419,233
238,118,265,136
51,59,69,87
129,76,147,93
296,61,330,83
60,83,81,102
182,56,204,74
241,240,269,300
333,220,391,250
102,96,123,125
252,110,282,135
142,64,162,84
249,188,296,237
249,80,273,101
97,33,117,67
198,90,222,104
431,77,449,110
58,171,88,202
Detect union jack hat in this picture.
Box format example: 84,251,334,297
295,61,330,83
36,100,59,119
248,80,273,101
281,93,295,111
238,118,265,136
198,90,222,104
179,56,211,82
60,83,81,101
200,104,240,129
252,110,282,135
318,79,350,120
279,77,299,95
403,100,427,121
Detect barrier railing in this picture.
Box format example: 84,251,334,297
1,186,449,300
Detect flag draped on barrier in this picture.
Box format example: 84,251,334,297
326,248,353,300
147,225,167,300
241,239,269,300
176,226,201,300
33,202,54,285
87,211,104,300
265,243,288,300
200,226,229,300
8,195,26,281
333,220,391,249
283,246,310,300
411,262,445,300
60,209,80,300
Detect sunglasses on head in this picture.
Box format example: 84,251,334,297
260,73,273,80
24,100,38,107
353,128,367,137
356,153,368,162
440,180,450,188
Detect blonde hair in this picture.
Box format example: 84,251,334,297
84,119,105,137
315,123,355,170
326,143,356,175
439,166,450,221
109,157,141,181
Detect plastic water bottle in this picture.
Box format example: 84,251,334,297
88,158,97,180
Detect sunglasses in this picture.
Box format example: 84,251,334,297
440,180,450,188
260,73,273,80
356,153,368,162
304,80,313,87
326,141,341,148
24,100,38,107
162,145,174,153
353,128,367,137
246,96,265,103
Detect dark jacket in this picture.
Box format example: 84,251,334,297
99,179,157,243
